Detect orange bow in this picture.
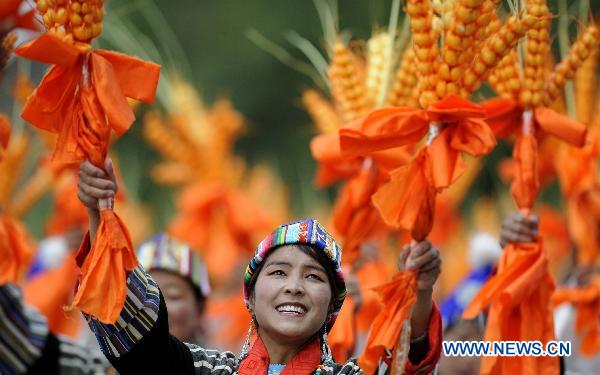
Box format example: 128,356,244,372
332,163,390,264
16,33,160,166
0,214,33,284
310,132,410,187
0,0,37,31
367,96,496,239
169,183,272,286
464,240,559,374
359,272,417,375
555,129,600,265
483,98,587,211
0,114,10,159
339,95,495,162
310,133,362,187
553,276,600,356
16,33,160,323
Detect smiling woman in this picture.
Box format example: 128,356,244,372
75,159,443,375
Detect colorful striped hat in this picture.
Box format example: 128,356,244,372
243,219,346,331
137,233,211,299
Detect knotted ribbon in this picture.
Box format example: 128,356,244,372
16,33,160,323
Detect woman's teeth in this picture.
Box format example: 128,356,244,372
277,305,306,314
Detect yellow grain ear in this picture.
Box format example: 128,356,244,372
543,24,600,106
521,0,552,108
34,0,106,44
406,0,440,108
328,40,370,122
463,14,538,94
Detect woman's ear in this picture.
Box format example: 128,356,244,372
248,295,255,314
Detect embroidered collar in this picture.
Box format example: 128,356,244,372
238,336,322,375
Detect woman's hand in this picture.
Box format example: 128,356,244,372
77,159,118,241
399,240,441,340
398,240,441,292
499,212,539,248
77,159,118,210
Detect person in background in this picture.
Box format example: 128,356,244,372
136,232,211,345
0,283,109,375
499,212,600,375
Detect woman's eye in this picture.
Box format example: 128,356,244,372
307,274,324,281
270,270,285,276
164,291,183,301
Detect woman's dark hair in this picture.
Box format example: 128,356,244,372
247,244,339,314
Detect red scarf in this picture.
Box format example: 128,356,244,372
238,336,323,375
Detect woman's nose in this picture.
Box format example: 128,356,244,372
284,278,305,295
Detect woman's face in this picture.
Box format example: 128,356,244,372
251,245,333,346
150,270,204,343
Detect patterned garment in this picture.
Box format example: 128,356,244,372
85,265,161,358
0,284,108,375
183,341,364,375
85,263,365,374
0,284,47,374
243,219,346,331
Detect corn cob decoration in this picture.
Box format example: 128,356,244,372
302,89,342,134
35,0,105,45
328,40,370,122
488,51,522,100
150,162,195,186
436,0,487,99
365,32,393,106
387,48,419,107
462,14,537,93
406,0,440,108
143,85,248,188
143,112,197,167
543,24,600,107
575,47,598,125
520,0,551,107
473,0,499,45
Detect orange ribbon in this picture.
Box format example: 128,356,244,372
366,96,496,240
0,0,21,18
463,240,559,374
554,130,600,265
169,183,272,286
16,33,160,323
16,33,160,166
332,163,389,264
72,210,138,323
0,214,33,284
0,0,37,31
553,276,600,356
339,95,495,163
359,272,417,375
0,114,10,158
310,132,410,187
483,98,587,211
